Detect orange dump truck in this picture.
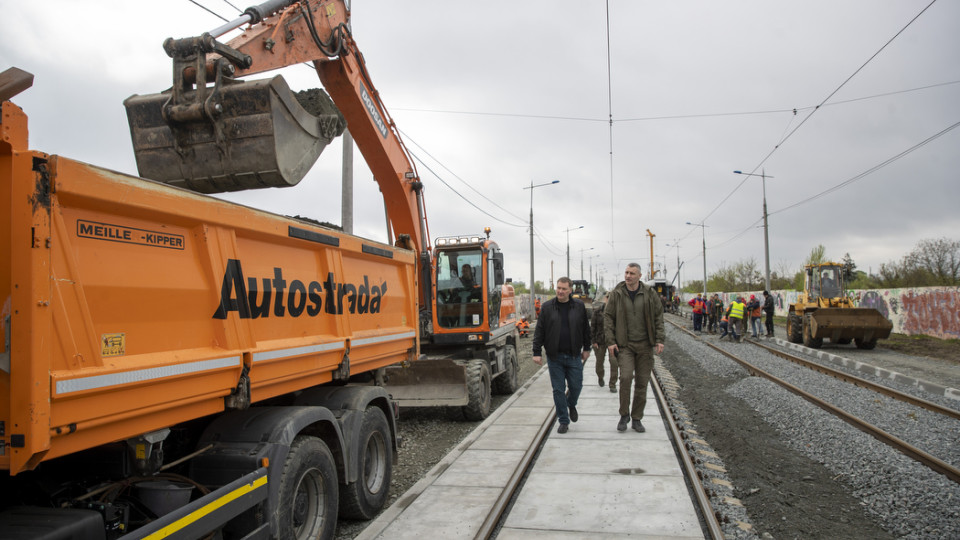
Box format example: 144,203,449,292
0,1,518,538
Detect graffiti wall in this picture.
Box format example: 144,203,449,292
682,286,960,340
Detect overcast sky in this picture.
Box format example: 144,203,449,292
4,1,959,292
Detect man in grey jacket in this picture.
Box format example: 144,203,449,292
604,263,665,433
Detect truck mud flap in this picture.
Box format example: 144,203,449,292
384,359,469,407
123,75,344,193
119,467,269,540
809,308,893,342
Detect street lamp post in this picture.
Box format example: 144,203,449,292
686,222,708,296
666,241,681,291
579,247,594,280
523,180,559,318
734,169,774,292
564,225,584,278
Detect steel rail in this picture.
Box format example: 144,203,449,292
667,319,960,484
652,365,726,539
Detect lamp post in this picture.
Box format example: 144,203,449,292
523,180,559,318
564,225,584,278
666,241,681,291
587,254,599,284
579,247,594,280
686,222,708,296
734,169,774,292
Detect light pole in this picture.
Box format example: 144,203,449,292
666,241,681,291
587,254,599,284
564,225,583,278
579,247,594,280
686,221,708,296
523,180,559,318
734,169,774,292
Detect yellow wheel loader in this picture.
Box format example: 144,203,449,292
786,262,892,349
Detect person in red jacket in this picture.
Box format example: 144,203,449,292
687,293,707,333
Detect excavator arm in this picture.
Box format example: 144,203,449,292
124,0,429,256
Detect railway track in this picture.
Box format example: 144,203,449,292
473,366,726,539
666,317,960,485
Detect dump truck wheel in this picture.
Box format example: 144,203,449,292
278,436,338,540
855,338,878,350
339,407,392,520
463,360,492,420
492,345,519,395
787,313,803,344
802,314,823,349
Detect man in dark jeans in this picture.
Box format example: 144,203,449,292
533,277,592,434
762,290,775,338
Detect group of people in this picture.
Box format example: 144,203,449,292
532,263,665,435
694,291,775,342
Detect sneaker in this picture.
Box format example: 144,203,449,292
617,415,629,432
569,405,579,423
598,376,604,387
557,423,569,434
632,420,646,433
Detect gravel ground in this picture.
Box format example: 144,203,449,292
336,316,960,539
662,316,960,539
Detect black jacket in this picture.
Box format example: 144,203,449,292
532,297,591,359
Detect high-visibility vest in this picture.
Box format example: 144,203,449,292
729,302,744,319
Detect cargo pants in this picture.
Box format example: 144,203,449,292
617,340,655,421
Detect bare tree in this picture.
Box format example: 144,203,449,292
908,238,960,285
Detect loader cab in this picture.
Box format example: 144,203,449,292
807,264,843,300
432,232,507,340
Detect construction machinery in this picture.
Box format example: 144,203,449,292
786,262,892,350
1,1,517,538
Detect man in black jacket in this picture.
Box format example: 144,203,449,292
533,277,592,434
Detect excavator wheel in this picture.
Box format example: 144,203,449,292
802,314,823,349
492,345,519,395
462,360,491,420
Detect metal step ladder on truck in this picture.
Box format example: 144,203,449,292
0,1,519,538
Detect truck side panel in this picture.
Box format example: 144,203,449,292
2,136,417,474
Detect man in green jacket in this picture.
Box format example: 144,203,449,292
604,263,665,433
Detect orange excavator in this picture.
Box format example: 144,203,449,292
0,1,517,538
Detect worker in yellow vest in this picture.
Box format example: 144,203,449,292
723,297,745,342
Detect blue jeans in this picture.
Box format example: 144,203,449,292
547,353,583,425
750,317,761,337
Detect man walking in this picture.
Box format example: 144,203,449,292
604,263,665,433
762,290,775,337
591,301,617,393
533,277,592,434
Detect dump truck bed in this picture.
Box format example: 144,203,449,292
1,103,417,474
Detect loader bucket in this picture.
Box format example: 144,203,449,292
809,308,893,343
123,75,345,193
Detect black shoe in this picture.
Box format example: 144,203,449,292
598,376,604,387
569,405,578,423
557,423,569,434
609,386,617,393
632,420,646,433
617,415,629,432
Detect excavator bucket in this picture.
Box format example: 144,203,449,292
123,75,345,193
382,359,469,408
809,308,893,343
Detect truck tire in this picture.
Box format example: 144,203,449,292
278,436,338,540
492,345,519,395
339,407,392,520
802,314,823,349
462,360,491,420
855,338,878,350
787,313,803,344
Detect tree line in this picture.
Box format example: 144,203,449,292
681,237,960,293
